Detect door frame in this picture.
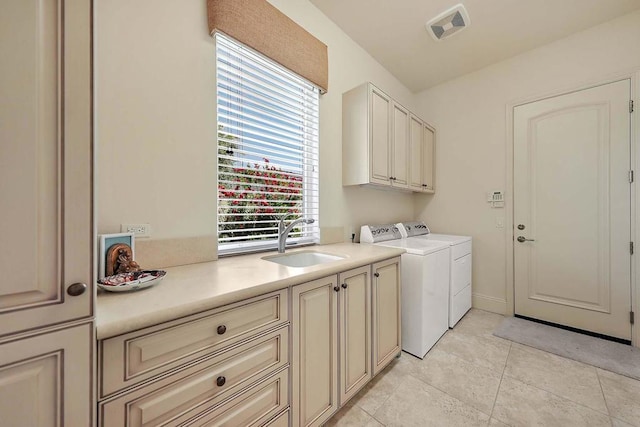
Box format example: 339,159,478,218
505,70,639,347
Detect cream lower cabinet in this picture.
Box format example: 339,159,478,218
338,266,372,404
0,323,93,426
293,264,383,427
98,289,290,427
292,276,339,427
98,258,399,427
372,258,402,375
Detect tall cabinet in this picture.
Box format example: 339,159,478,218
0,0,94,425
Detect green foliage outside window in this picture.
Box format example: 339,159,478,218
218,127,303,242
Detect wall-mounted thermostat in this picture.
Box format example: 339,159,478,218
487,191,504,208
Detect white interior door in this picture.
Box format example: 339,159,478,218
514,80,632,341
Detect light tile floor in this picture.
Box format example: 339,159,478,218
326,309,640,427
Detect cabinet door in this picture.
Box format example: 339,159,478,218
0,323,93,427
369,87,391,185
422,124,435,192
0,0,92,337
372,258,401,375
391,102,409,188
409,115,424,191
292,276,339,427
338,266,371,405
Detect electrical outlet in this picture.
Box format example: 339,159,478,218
121,223,151,237
348,226,355,239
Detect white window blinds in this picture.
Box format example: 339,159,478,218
216,33,320,255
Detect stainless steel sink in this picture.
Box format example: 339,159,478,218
262,250,346,267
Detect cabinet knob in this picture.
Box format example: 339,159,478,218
217,325,227,335
67,282,87,296
333,286,340,292
374,272,380,278
216,376,226,387
341,283,348,289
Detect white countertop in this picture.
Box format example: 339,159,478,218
95,243,404,340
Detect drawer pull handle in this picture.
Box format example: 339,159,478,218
216,376,226,387
374,273,380,277
217,325,227,335
341,283,348,289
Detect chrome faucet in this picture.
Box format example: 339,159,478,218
278,215,315,253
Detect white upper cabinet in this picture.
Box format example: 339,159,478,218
0,0,93,337
342,82,435,193
422,123,436,192
391,102,410,189
410,117,436,193
370,87,392,184
409,114,425,191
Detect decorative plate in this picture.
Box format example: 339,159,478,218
97,270,166,292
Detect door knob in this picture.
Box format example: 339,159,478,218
67,283,87,296
341,283,348,289
333,285,340,292
517,236,535,243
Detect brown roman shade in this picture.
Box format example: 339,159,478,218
207,0,328,93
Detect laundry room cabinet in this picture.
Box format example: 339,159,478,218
0,0,94,425
292,259,397,427
371,258,402,375
409,117,436,193
292,275,339,427
338,266,372,404
342,82,435,193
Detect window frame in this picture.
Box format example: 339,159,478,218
215,33,320,256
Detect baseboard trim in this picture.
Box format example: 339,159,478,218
472,293,507,315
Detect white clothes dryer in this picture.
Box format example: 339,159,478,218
361,225,450,358
398,224,472,328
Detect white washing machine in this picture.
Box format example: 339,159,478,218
360,225,450,358
397,223,472,328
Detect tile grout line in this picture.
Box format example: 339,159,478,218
488,342,512,422
595,368,613,419
501,372,613,418
355,361,410,423
409,352,502,418
501,341,614,417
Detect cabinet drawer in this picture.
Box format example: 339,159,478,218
183,369,289,427
263,409,289,427
101,289,288,397
100,327,289,427
451,241,471,260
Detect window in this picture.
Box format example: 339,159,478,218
216,33,320,255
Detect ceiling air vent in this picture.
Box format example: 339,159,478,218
426,4,470,41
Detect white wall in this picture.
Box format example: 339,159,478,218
95,0,417,248
414,10,640,314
